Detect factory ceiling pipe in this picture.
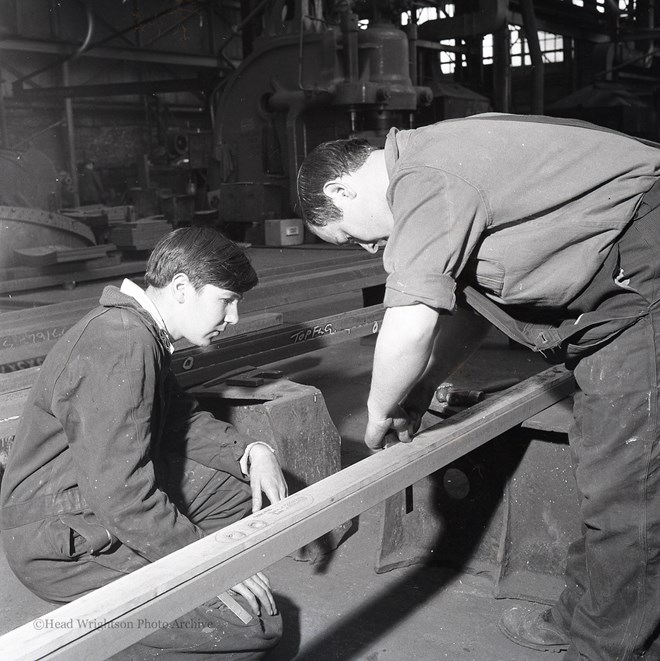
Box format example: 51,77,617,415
417,0,509,41
13,0,203,94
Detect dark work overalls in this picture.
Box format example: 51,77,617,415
462,126,660,660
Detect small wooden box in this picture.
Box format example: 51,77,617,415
264,218,303,246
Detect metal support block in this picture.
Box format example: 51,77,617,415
192,370,348,561
375,430,514,577
495,430,580,603
376,427,581,605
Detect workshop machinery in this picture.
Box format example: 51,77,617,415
1,1,658,227
207,0,493,226
0,205,96,270
207,0,660,231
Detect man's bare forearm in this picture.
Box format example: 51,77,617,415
409,306,491,402
367,305,441,421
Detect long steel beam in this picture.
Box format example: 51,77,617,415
0,305,384,398
0,365,576,660
175,305,385,387
0,257,386,372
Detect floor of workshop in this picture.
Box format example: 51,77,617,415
0,247,564,660
262,329,559,661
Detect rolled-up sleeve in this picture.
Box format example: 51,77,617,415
383,166,489,310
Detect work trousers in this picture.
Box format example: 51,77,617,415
552,202,660,660
3,457,283,659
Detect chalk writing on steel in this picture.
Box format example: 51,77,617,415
0,326,67,349
289,324,335,345
182,357,194,371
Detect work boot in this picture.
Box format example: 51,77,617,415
498,605,570,653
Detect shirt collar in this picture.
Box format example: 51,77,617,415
119,279,174,353
383,126,400,179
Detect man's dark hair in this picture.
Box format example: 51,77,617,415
297,138,375,227
145,227,258,293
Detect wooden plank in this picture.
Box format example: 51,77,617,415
61,204,136,223
0,310,284,351
0,366,576,660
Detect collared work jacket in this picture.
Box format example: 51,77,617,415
0,287,253,562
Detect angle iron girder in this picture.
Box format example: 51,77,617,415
174,305,385,388
0,305,385,398
0,257,385,339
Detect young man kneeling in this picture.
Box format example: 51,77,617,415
1,227,287,659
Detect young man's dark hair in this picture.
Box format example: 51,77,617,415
297,138,374,226
145,226,258,293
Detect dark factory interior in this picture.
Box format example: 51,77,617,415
1,1,659,659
